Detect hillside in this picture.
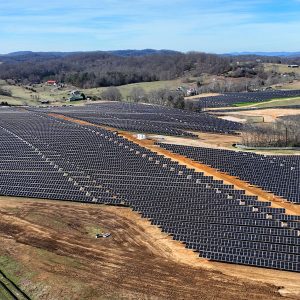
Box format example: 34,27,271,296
0,51,231,88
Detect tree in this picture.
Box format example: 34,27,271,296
100,87,122,101
147,88,185,108
241,119,300,148
129,87,146,102
0,87,12,97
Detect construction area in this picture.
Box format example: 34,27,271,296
0,101,299,299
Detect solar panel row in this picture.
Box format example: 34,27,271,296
33,102,242,136
195,90,300,108
156,143,300,204
0,108,299,272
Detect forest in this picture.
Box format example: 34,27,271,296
0,51,230,88
241,118,300,148
2,50,299,89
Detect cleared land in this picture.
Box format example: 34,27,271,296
280,81,300,90
0,77,202,106
0,196,299,300
228,96,300,109
217,108,300,123
249,97,300,109
264,64,300,76
151,132,240,149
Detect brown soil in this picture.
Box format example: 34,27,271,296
0,197,299,300
185,93,221,100
150,132,241,149
223,109,300,123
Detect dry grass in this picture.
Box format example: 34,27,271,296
264,64,300,75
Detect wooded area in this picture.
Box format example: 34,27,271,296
241,118,300,147
1,51,299,89
0,52,230,88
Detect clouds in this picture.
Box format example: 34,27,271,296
0,0,299,53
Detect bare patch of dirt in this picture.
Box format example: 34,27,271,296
150,132,241,149
223,109,300,123
1,197,298,300
219,115,247,123
185,93,221,100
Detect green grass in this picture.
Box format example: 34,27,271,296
253,97,300,108
233,101,270,107
0,256,25,286
0,77,199,106
0,255,34,299
263,63,300,75
85,225,106,238
233,96,300,108
35,249,82,269
83,78,184,99
0,282,15,300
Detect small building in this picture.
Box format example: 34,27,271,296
137,134,146,140
186,87,198,97
46,80,57,85
68,90,85,102
288,65,299,68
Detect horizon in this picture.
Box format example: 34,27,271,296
1,49,300,57
1,1,300,54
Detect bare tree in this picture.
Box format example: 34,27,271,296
241,119,300,147
129,87,146,102
100,87,122,101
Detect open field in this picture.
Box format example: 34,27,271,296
279,80,300,90
217,108,300,123
0,196,299,300
185,93,220,100
84,78,184,98
151,132,241,149
207,96,300,111
232,97,300,108
253,97,300,108
264,64,300,76
0,77,199,106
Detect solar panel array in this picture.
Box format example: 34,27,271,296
196,90,300,108
0,108,299,272
156,143,300,204
35,102,242,136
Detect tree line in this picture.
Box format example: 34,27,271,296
0,52,231,88
241,118,300,148
101,87,185,109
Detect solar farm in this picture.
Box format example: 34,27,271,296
0,96,300,299
195,90,300,108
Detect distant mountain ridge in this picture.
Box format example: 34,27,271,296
0,49,180,58
1,50,300,60
225,51,300,57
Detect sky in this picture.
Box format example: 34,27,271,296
0,0,300,54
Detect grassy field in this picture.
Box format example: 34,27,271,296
264,63,300,75
0,78,193,106
276,80,300,90
83,78,184,99
232,96,300,108
250,96,300,108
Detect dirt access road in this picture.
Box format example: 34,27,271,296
0,197,299,300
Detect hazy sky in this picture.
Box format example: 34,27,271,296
0,0,300,53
